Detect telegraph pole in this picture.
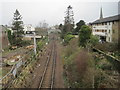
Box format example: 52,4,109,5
33,32,36,55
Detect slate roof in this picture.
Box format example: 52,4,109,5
92,14,120,24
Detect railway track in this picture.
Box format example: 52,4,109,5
38,40,56,89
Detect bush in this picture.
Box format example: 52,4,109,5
89,35,99,46
20,40,31,46
63,38,79,58
95,43,118,52
37,41,44,51
79,25,92,47
7,30,15,45
75,50,88,77
63,45,95,88
63,34,74,45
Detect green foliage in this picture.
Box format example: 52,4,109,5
63,45,94,88
62,45,79,87
89,35,99,46
12,9,24,45
95,43,118,52
20,40,32,46
79,25,92,47
61,24,74,39
7,30,14,45
74,20,85,34
37,41,44,51
63,34,74,45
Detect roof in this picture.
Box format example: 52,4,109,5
92,14,120,24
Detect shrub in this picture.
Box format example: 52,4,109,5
37,41,43,51
63,34,74,45
89,35,99,46
7,30,15,45
79,25,92,47
75,50,88,78
95,43,118,52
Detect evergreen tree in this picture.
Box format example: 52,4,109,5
74,20,85,35
64,5,74,33
12,9,24,45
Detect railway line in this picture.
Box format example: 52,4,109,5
2,33,64,89
38,39,56,89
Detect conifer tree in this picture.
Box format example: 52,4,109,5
12,9,24,45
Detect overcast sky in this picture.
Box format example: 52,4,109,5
0,0,119,27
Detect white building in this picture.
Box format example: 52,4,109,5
91,20,112,42
90,8,120,43
23,24,35,34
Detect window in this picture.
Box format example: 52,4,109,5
102,30,104,32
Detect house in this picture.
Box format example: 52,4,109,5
6,24,35,34
90,8,120,43
0,25,10,51
23,24,35,34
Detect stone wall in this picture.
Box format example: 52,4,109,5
112,21,119,43
0,25,10,50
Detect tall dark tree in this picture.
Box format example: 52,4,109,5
64,5,74,33
74,20,85,34
12,9,24,45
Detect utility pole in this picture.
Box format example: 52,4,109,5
33,32,36,55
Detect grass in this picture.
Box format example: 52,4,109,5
9,38,47,88
0,67,11,78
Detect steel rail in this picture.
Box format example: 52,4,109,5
38,40,56,89
50,41,56,89
38,42,54,89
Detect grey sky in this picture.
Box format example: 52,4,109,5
0,0,119,27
